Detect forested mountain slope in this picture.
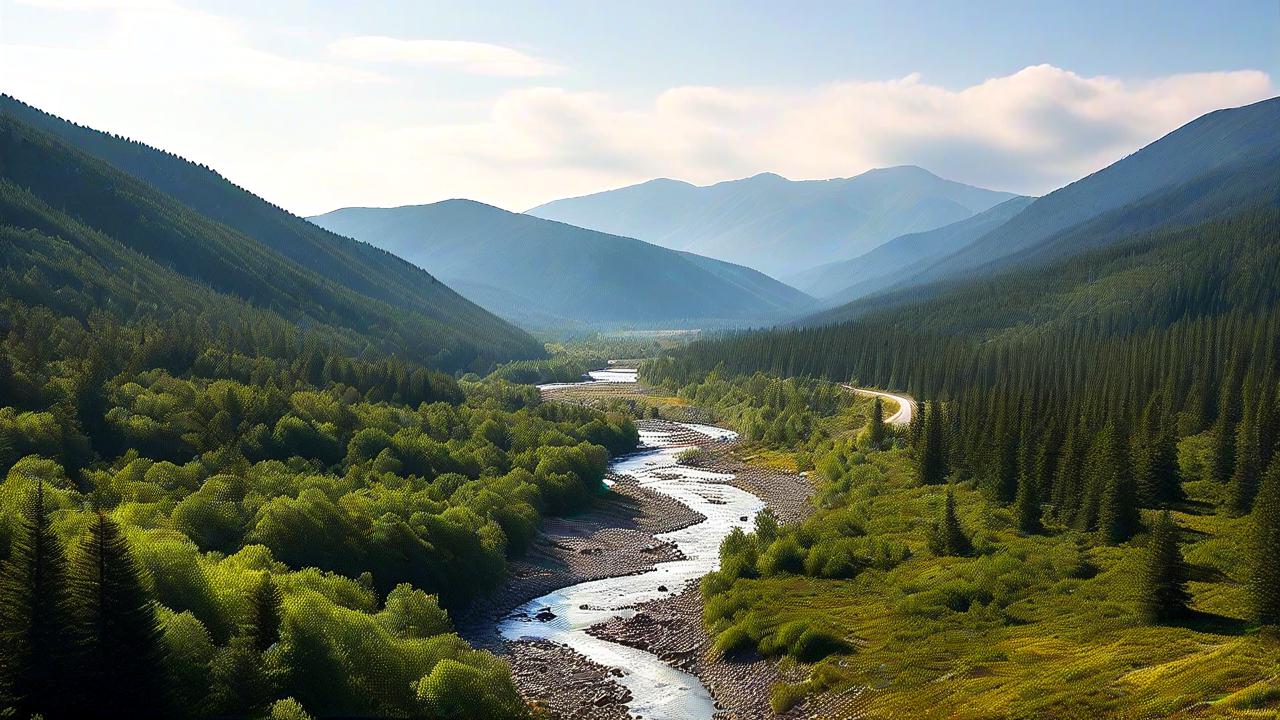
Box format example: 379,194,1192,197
793,195,1034,301
0,95,539,370
887,95,1280,291
0,104,540,371
310,199,814,328
527,166,1018,280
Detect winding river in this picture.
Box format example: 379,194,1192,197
499,368,765,720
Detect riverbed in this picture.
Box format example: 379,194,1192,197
498,369,766,720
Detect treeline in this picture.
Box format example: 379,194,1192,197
662,208,1280,627
0,292,637,717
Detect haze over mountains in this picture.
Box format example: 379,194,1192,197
310,201,814,330
527,166,1019,282
804,95,1280,326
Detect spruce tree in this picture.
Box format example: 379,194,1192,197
932,488,972,556
1139,510,1191,623
0,481,81,719
69,513,169,716
867,397,886,448
917,400,948,485
249,573,284,653
1098,425,1141,543
1014,470,1042,534
1227,418,1262,516
988,413,1019,503
1249,455,1280,626
1211,415,1236,484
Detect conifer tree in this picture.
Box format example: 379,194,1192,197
0,481,81,719
69,513,169,716
1098,425,1141,543
1211,415,1236,485
249,572,284,653
988,412,1019,503
867,397,886,448
931,488,972,556
917,400,948,485
1249,455,1280,626
1227,418,1262,516
1139,510,1191,623
1014,470,1042,534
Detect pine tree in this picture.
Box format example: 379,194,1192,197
931,488,972,556
917,401,948,485
249,573,284,653
69,513,169,716
1139,510,1191,623
1227,418,1262,516
1098,426,1141,543
1211,415,1236,484
988,412,1019,503
0,481,81,719
867,397,886,448
1014,470,1042,534
1249,456,1280,626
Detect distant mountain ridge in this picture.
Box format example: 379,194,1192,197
309,200,815,330
792,195,1035,301
527,166,1018,280
800,96,1280,328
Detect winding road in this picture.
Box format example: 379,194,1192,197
840,384,916,426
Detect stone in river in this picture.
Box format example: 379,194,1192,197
534,608,557,621
657,585,668,592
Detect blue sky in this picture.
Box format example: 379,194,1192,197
3,0,1276,213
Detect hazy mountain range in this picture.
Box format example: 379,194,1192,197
527,166,1019,282
310,201,814,330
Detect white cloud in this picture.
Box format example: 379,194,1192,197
392,65,1273,205
329,36,559,77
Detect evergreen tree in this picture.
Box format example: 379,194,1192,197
1098,425,1141,543
0,481,81,719
1227,418,1262,516
1014,470,1042,534
1139,510,1191,623
69,513,169,716
1210,416,1236,484
1249,456,1280,626
207,633,273,717
917,400,948,485
249,573,284,653
988,412,1019,503
867,397,886,448
931,488,972,557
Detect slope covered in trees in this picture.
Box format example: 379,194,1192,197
817,96,1280,318
792,195,1033,302
639,134,1280,714
528,166,1018,280
310,199,814,329
0,96,541,371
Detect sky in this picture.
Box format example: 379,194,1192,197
2,0,1277,215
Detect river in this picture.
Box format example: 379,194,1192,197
498,367,765,719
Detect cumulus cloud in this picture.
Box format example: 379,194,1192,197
405,65,1274,203
329,36,559,77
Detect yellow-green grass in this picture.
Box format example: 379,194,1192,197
714,449,1279,719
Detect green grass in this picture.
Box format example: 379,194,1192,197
706,446,1280,719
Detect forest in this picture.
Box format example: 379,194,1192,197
642,206,1280,715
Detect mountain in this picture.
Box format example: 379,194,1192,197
309,200,814,329
893,96,1280,289
0,98,542,371
792,195,1034,301
527,166,1019,280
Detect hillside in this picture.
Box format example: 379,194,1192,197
0,104,541,372
892,95,1280,290
527,166,1018,280
792,195,1034,301
309,200,815,329
0,95,539,370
